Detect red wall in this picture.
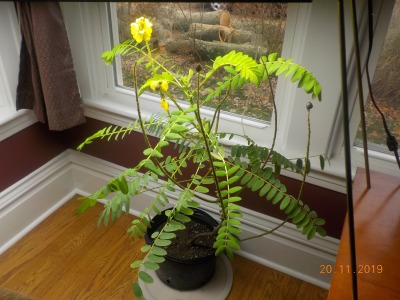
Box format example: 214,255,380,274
0,122,67,192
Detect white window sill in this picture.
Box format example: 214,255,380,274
0,109,37,142
352,147,400,180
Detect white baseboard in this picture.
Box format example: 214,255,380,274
0,151,78,254
0,149,339,290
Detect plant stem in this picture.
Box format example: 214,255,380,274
186,225,219,246
241,218,288,241
132,64,197,197
134,63,152,148
195,69,227,220
260,59,277,168
297,108,312,201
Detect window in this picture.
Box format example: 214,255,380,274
97,2,307,149
62,1,400,190
113,2,288,124
348,0,399,176
0,2,36,141
354,0,400,151
0,2,19,114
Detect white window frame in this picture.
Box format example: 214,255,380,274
347,0,399,177
0,2,36,141
61,1,400,194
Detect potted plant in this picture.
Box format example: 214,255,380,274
77,17,326,298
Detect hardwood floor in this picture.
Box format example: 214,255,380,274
0,196,328,299
328,169,400,300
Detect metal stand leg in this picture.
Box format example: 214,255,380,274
337,0,358,299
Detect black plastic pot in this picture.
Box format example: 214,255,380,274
144,208,218,291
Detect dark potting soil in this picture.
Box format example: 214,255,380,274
157,220,216,260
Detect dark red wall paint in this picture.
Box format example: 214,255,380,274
0,122,67,192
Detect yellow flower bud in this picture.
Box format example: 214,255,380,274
160,99,169,112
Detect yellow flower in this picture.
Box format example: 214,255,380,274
130,17,153,43
150,80,169,92
160,99,169,112
160,81,168,92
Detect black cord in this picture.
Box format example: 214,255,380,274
366,0,400,168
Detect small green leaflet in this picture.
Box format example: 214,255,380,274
138,271,153,283
132,282,143,298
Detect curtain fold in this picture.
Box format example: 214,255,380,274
16,2,85,131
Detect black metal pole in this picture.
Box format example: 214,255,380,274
337,0,358,299
350,0,371,189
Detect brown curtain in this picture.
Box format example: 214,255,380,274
16,2,85,131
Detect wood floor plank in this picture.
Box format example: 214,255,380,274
0,196,327,299
328,169,400,300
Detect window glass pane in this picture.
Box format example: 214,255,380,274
114,2,288,123
355,0,400,149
